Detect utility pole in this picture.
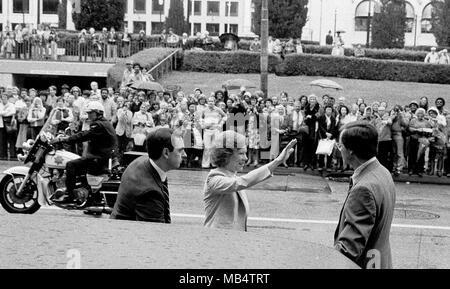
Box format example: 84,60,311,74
260,0,268,99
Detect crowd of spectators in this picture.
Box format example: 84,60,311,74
0,25,187,62
1,80,449,178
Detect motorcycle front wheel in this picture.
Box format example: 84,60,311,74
0,175,41,214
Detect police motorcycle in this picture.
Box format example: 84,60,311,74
0,109,121,216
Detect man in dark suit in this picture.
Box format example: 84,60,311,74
317,105,337,173
334,122,396,269
111,128,184,223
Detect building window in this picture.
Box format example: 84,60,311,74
421,3,435,34
43,0,59,14
207,1,220,16
189,0,202,16
405,2,415,33
354,0,381,32
151,22,164,34
133,21,146,34
124,0,128,14
0,0,2,14
206,23,220,36
13,0,30,14
134,0,146,13
225,2,238,17
224,24,238,34
152,0,164,14
194,23,202,34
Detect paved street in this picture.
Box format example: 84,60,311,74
1,161,449,269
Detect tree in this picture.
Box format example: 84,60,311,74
430,0,450,46
58,0,67,29
165,0,189,35
72,0,125,31
253,0,309,39
371,0,406,49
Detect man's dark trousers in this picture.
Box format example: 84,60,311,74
65,157,107,195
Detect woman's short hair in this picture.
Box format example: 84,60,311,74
341,121,378,161
211,131,247,168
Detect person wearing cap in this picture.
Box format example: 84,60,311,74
424,47,439,64
121,60,134,87
52,101,118,204
61,84,70,96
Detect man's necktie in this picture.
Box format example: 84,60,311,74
162,179,171,223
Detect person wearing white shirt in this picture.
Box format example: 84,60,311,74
200,97,227,169
116,100,133,161
424,47,439,64
132,103,155,151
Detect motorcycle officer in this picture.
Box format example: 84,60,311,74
52,101,118,203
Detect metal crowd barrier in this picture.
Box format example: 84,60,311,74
0,38,182,63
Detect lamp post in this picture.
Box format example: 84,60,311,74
366,0,372,47
334,8,337,38
159,0,165,30
260,0,268,98
414,14,418,47
227,1,231,33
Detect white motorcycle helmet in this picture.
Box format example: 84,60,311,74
85,101,105,115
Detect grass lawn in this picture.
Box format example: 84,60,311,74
161,72,450,107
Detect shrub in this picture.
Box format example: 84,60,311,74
301,44,428,62
181,51,282,74
276,53,450,84
107,48,176,88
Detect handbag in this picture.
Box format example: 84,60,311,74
5,116,18,134
316,139,336,156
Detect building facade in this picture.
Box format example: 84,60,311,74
123,0,254,37
302,0,437,47
0,0,62,31
0,0,255,37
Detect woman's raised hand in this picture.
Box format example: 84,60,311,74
276,139,298,164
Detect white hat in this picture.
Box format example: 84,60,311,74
85,101,105,114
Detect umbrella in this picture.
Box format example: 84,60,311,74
219,33,240,43
310,79,344,90
223,79,256,90
130,81,164,91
